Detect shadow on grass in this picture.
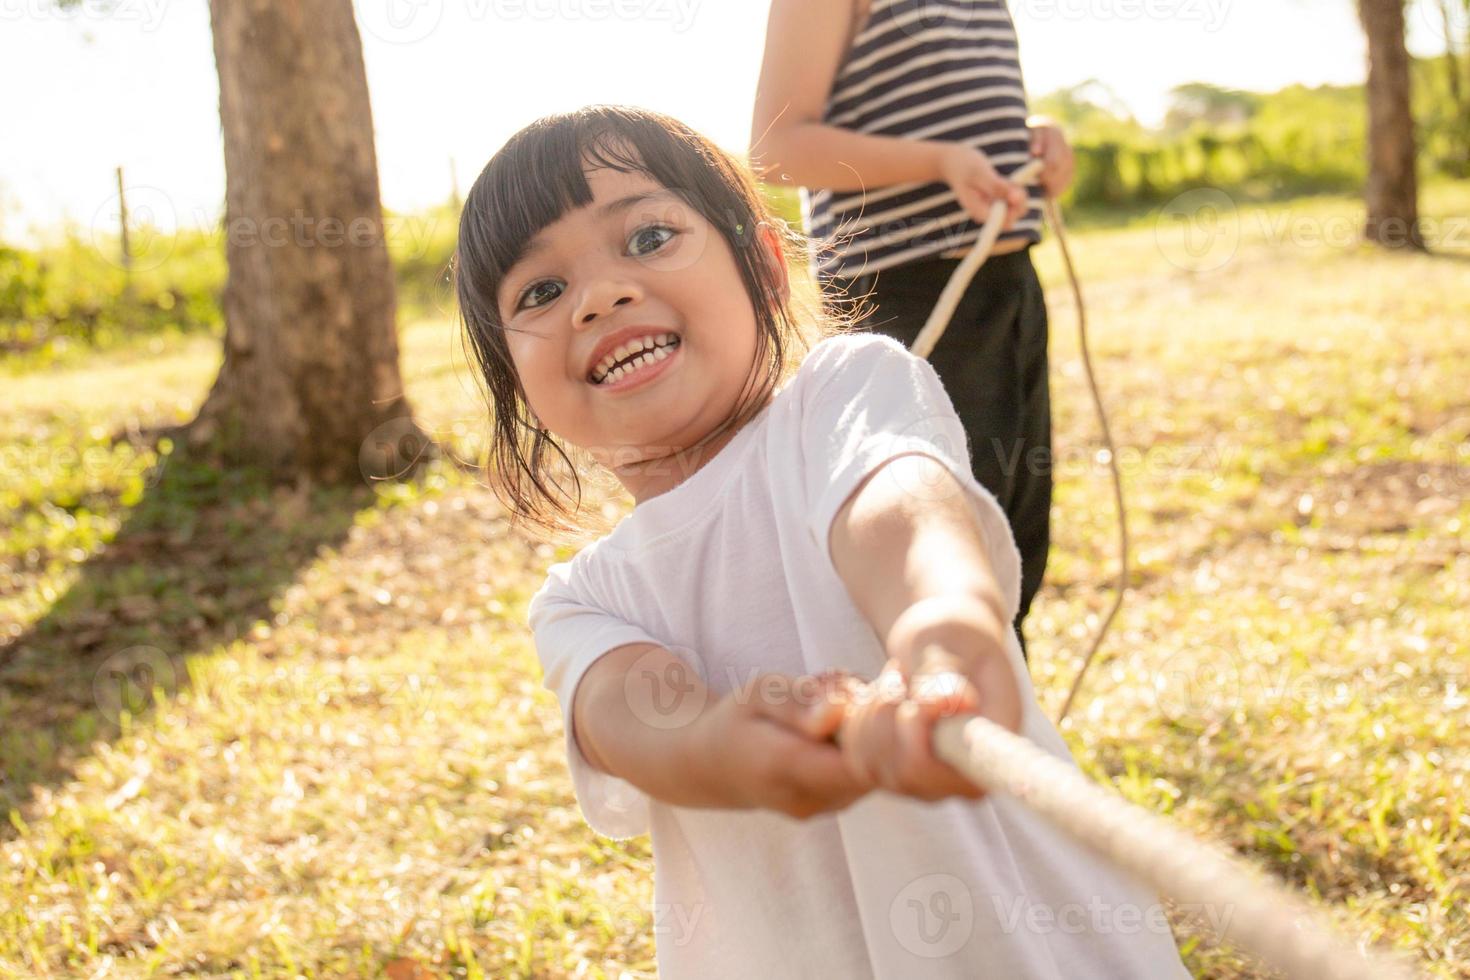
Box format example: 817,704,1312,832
0,437,376,841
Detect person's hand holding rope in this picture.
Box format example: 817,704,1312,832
1026,113,1076,200
829,594,1023,803
936,143,1030,231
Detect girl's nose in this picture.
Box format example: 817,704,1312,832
574,278,643,327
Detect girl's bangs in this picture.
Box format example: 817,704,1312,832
470,123,680,310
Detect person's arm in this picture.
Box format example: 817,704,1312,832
828,453,1008,658
825,452,1023,799
749,0,950,191
572,642,872,818
570,642,720,808
749,0,1028,222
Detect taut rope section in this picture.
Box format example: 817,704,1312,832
930,708,1419,980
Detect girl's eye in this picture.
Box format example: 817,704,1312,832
514,225,678,312
630,224,677,256
517,279,562,311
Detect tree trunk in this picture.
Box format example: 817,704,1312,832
194,0,428,483
1357,0,1425,250
1440,0,1464,110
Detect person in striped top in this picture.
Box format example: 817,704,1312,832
751,0,1075,657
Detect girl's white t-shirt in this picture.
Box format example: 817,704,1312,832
528,333,1190,978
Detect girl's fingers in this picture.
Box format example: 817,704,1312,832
837,666,904,786
746,709,873,811
895,701,987,800
786,733,873,798
909,645,981,713
968,645,1024,734
742,672,841,740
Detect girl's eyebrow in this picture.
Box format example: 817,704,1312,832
519,189,676,261
501,188,680,315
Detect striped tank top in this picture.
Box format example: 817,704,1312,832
801,0,1043,281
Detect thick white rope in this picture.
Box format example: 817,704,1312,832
907,170,1421,978
930,706,1421,980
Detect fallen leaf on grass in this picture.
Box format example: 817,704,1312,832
384,956,439,980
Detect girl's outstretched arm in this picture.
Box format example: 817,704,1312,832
573,643,874,818
826,452,1024,799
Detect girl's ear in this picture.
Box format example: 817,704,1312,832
756,221,792,305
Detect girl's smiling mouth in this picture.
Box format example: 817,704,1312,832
589,333,683,390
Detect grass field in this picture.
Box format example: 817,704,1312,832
1,183,1467,977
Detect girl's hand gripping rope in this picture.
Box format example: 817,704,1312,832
833,595,1023,803
687,669,876,820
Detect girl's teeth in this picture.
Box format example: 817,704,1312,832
598,335,679,384
608,351,655,384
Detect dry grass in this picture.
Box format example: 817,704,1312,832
2,183,1467,977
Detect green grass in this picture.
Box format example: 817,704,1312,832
2,185,1468,977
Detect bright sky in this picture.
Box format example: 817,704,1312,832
1,0,1459,244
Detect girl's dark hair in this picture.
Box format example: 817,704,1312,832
454,104,856,541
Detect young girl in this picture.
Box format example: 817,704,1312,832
455,105,1188,978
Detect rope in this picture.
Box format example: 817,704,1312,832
929,705,1420,980
905,165,1420,978
908,157,1121,723
1043,194,1129,724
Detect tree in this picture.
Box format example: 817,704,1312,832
1438,0,1464,110
191,0,428,482
1162,82,1261,135
1356,0,1425,250
1031,79,1146,143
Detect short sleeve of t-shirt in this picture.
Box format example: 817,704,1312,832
526,563,663,840
797,333,1023,622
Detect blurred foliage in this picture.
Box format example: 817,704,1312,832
0,228,225,371
6,55,1469,368
1036,54,1470,210
0,201,462,372
388,202,459,322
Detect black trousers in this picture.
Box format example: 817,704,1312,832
821,247,1053,659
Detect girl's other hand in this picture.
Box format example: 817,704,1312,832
690,671,876,820
936,143,1028,232
836,595,1022,802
